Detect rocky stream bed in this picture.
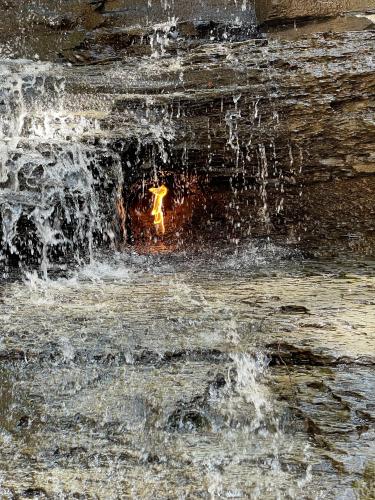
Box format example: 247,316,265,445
0,252,374,498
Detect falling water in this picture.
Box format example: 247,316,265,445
0,60,126,277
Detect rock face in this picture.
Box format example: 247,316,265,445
0,0,374,259
98,26,373,255
256,0,375,24
0,0,254,60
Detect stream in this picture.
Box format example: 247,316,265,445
0,248,374,498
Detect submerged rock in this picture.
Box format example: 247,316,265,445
280,305,310,314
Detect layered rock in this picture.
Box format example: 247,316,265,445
103,28,374,254
0,0,374,258
255,0,375,24
0,0,254,61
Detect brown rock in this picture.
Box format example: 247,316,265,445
255,0,375,25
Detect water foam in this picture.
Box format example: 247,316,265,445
0,60,123,277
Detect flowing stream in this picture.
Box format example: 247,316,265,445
0,2,374,499
1,247,374,498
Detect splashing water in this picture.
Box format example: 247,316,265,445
0,60,124,278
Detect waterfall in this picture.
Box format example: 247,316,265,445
0,60,124,277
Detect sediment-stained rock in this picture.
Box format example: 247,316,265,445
255,0,375,24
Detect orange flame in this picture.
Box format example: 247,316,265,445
149,184,168,234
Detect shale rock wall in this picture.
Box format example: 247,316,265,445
0,0,374,257
0,0,254,60
256,0,375,24
108,28,375,254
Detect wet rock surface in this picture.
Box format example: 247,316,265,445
256,0,375,25
0,0,255,61
1,1,374,258
0,254,374,497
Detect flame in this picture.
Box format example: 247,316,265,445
149,184,168,234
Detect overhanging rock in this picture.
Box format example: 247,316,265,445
0,0,374,260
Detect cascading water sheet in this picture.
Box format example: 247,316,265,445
0,60,126,276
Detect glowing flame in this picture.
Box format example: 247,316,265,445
149,184,168,234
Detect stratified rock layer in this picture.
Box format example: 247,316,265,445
105,29,374,254
0,0,254,60
256,0,375,24
0,0,374,257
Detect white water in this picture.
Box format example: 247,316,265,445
0,60,125,277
